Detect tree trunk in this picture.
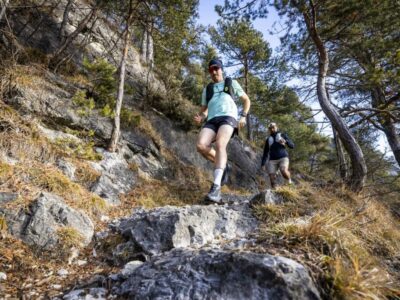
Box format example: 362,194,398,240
60,0,74,40
50,3,98,68
108,0,134,152
0,0,9,22
371,87,400,167
301,1,367,191
140,25,147,61
108,28,131,152
141,22,154,67
243,63,252,140
146,23,154,68
333,128,348,180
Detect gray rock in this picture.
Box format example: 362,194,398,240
37,124,81,143
121,261,143,277
0,192,19,204
116,204,258,256
58,269,69,277
63,288,108,300
112,241,145,266
56,158,76,181
250,189,285,207
90,149,137,205
1,192,93,249
227,137,265,191
112,248,321,300
0,272,6,281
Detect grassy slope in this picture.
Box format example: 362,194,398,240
253,183,400,299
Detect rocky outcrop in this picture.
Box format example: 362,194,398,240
113,203,258,256
90,149,137,205
9,0,165,97
59,192,321,299
111,248,321,300
1,192,93,249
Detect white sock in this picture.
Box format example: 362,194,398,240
213,168,224,186
288,178,292,184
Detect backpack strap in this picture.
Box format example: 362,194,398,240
206,77,235,106
206,82,214,104
224,77,235,99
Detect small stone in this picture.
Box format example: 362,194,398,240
96,230,109,240
0,272,7,281
100,215,110,222
57,269,69,277
121,261,143,277
76,260,87,266
51,284,62,290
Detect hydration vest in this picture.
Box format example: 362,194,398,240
205,77,235,105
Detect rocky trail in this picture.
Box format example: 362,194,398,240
57,191,321,300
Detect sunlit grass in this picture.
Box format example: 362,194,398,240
253,181,400,299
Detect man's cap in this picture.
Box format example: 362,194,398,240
268,122,277,128
208,59,223,69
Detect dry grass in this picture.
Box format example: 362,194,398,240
252,181,400,299
0,232,117,298
56,227,84,250
122,178,205,209
0,103,57,164
0,160,108,219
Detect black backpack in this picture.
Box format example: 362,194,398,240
206,77,235,105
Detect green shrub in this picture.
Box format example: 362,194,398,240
72,90,95,116
100,103,114,118
82,58,117,107
121,108,141,128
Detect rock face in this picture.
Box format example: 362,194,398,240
90,149,137,205
114,204,258,256
0,192,19,204
112,248,321,300
1,192,93,249
148,113,268,191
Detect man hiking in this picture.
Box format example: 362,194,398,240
261,122,294,189
194,59,251,203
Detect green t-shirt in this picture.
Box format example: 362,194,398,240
201,79,245,121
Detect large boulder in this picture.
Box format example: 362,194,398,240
112,248,321,300
114,203,258,256
1,192,93,249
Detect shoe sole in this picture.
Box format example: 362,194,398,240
204,196,223,205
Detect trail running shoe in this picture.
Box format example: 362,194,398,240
221,163,231,186
206,183,221,203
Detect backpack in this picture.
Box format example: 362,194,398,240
206,77,235,105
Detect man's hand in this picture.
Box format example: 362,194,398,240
238,116,247,129
193,113,204,125
279,138,286,145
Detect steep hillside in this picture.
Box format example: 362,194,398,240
0,1,399,299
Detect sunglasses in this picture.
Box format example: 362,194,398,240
208,66,221,73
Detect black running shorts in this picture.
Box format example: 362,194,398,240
203,116,238,133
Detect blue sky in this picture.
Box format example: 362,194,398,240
198,0,283,50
